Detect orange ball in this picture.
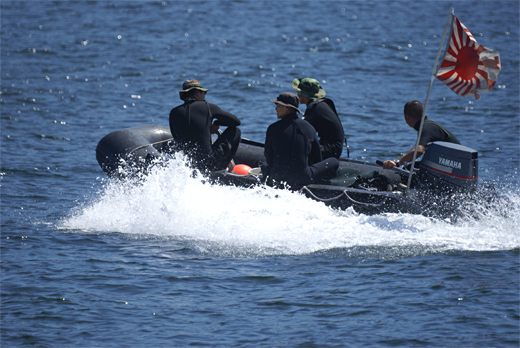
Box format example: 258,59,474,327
231,164,252,175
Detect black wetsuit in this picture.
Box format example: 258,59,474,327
261,113,339,189
169,99,241,171
414,117,460,147
303,98,344,159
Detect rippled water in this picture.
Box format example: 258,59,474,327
1,1,519,347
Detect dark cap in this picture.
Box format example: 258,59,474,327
270,93,302,113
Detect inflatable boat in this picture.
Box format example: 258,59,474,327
96,124,484,218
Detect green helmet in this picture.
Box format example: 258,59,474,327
292,78,326,99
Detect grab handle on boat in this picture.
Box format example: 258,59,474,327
376,159,414,179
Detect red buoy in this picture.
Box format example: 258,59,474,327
231,164,252,175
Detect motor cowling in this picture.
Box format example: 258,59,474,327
420,141,478,192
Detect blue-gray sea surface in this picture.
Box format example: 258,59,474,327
1,1,519,347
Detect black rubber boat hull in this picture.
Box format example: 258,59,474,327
96,124,482,217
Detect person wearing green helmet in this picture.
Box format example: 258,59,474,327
292,77,345,159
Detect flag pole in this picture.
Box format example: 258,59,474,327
404,8,454,196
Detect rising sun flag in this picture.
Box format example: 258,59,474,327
435,14,501,100
405,8,501,193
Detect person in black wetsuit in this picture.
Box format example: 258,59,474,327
169,79,241,171
292,78,344,159
382,100,460,169
261,93,339,189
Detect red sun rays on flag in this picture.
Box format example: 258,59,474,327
436,16,501,100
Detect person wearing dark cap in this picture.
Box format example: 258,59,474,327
292,78,345,159
169,79,241,171
261,93,339,189
382,100,460,169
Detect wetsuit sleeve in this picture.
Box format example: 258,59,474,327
208,103,241,127
168,106,179,140
309,134,323,164
261,125,274,177
298,119,322,164
264,125,274,166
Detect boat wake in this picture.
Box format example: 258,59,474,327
61,155,520,257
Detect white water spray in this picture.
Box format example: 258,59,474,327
61,155,520,256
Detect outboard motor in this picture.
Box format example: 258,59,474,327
420,141,478,192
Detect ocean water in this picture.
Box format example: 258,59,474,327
1,1,519,347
